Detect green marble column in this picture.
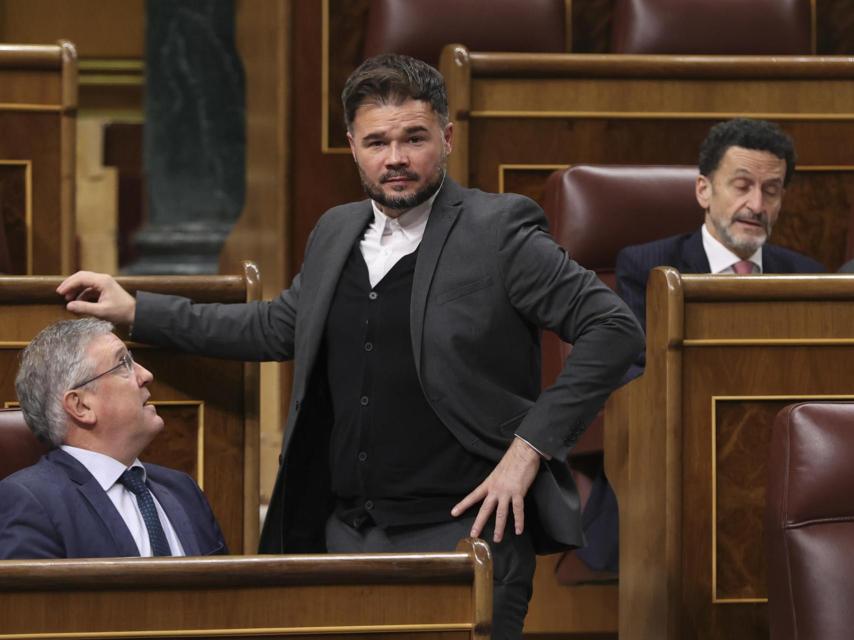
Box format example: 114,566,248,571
128,0,245,274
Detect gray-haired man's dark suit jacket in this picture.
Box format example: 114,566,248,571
0,448,227,559
132,178,644,554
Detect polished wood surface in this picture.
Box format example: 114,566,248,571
441,46,854,269
0,538,491,639
0,41,76,275
225,0,293,507
605,269,854,639
0,264,261,553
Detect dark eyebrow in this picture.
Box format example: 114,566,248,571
361,131,386,143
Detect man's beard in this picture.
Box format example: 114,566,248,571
713,210,772,256
358,160,445,212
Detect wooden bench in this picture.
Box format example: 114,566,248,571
0,539,492,639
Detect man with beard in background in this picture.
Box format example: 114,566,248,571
617,117,824,379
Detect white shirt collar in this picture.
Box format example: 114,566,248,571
701,224,763,274
368,180,441,241
61,445,144,491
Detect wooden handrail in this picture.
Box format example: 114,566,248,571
0,43,74,70
0,275,250,304
466,51,854,79
671,270,854,301
0,551,477,591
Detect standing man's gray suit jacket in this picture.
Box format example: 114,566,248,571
132,178,644,554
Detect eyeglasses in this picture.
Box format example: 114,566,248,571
71,351,135,389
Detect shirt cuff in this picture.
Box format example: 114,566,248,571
514,434,552,461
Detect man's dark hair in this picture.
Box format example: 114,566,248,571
698,118,796,186
342,54,449,132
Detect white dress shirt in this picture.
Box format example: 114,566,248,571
61,445,185,556
701,224,763,274
360,190,438,288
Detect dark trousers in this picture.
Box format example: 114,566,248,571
326,513,536,639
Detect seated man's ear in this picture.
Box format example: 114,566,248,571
696,174,712,211
63,389,96,427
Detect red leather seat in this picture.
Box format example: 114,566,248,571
611,0,813,55
542,164,702,291
766,402,854,640
0,409,49,480
542,165,703,583
362,0,567,67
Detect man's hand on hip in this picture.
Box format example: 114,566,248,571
451,436,542,543
57,271,137,326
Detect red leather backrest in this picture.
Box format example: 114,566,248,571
542,165,703,288
766,402,854,640
611,0,812,55
0,409,49,480
362,0,567,66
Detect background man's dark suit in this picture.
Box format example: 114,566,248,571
0,448,227,559
616,228,825,377
130,177,644,555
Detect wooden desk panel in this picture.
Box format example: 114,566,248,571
0,42,76,275
0,540,491,639
605,269,854,639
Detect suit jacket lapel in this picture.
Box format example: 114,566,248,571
410,179,462,373
49,449,140,557
299,201,373,371
146,471,200,556
761,246,778,273
680,229,712,273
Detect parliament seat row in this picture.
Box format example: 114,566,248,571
605,269,854,639
5,282,854,640
360,0,813,67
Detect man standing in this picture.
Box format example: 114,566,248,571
0,318,227,559
58,54,642,637
617,118,824,364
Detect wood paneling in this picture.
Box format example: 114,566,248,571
0,162,28,274
226,0,293,506
0,539,491,639
0,43,76,275
606,269,854,639
0,0,144,58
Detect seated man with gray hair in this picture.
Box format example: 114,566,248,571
0,318,226,559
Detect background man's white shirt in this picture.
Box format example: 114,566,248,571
61,445,185,556
701,224,763,274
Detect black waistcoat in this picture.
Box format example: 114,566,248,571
324,241,492,528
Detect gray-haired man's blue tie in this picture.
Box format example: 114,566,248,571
118,467,172,557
